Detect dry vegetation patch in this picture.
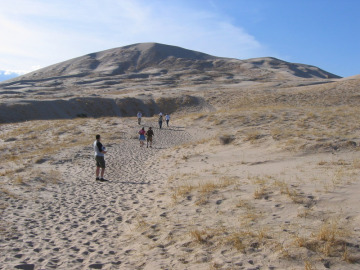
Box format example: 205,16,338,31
196,83,360,153
0,117,124,195
121,79,360,268
161,108,360,268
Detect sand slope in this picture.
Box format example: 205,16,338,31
1,115,360,269
0,118,195,269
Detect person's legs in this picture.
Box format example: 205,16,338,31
96,166,100,178
95,156,101,179
166,120,169,127
96,156,106,180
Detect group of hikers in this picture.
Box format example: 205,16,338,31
93,111,171,181
138,127,154,148
137,111,170,129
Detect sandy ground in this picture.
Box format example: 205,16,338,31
0,118,192,269
1,115,360,270
1,43,359,270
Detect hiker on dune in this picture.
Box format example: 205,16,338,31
94,134,107,181
139,127,146,147
137,111,142,125
146,127,154,148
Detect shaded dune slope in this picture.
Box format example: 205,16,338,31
0,95,210,123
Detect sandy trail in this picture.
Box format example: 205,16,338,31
2,116,360,270
1,120,194,270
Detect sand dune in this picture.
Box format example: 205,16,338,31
0,43,341,123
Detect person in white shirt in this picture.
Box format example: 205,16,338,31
158,114,163,129
137,111,142,125
165,113,170,127
93,134,107,181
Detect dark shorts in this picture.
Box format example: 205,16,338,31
95,156,106,168
147,136,153,142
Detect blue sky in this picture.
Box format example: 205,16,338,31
0,0,359,81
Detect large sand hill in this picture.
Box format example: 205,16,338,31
0,43,340,123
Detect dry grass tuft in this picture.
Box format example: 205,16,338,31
0,187,19,199
135,217,150,230
244,130,263,143
225,233,246,252
316,220,344,243
190,229,209,243
171,175,239,203
171,184,195,202
13,176,25,185
236,199,253,209
253,186,267,199
289,218,354,260
304,260,316,270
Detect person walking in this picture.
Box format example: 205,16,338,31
138,127,146,147
137,111,142,125
146,127,154,148
158,114,163,129
94,134,107,181
165,113,170,127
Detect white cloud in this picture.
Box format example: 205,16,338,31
3,70,23,75
0,0,271,72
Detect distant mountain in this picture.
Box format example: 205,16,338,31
0,42,343,123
